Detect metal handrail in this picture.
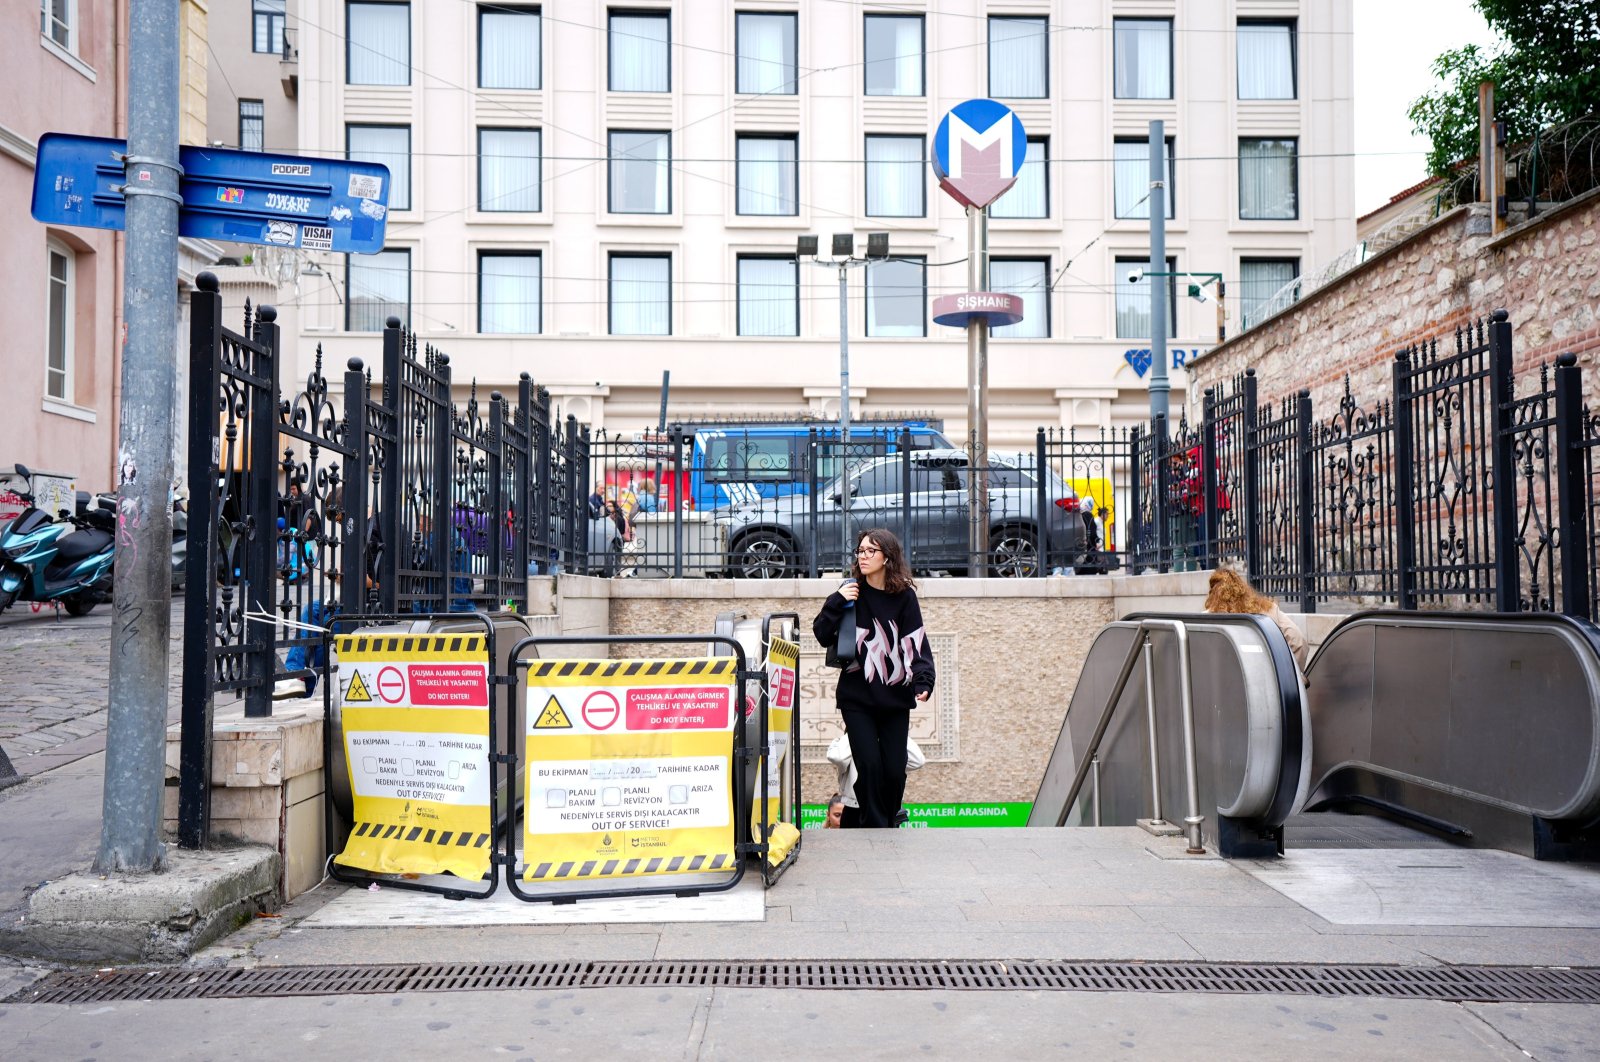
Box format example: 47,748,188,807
1054,618,1205,853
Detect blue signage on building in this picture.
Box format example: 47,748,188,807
31,134,391,254
931,99,1028,210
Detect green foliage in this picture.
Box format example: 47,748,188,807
1409,1,1600,177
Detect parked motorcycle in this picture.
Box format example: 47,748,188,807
0,464,116,616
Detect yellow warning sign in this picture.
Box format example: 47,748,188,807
343,669,373,703
756,637,801,859
534,695,572,729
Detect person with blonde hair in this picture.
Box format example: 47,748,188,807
1203,568,1308,671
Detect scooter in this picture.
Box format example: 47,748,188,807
0,465,116,616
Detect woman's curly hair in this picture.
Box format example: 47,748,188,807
1203,567,1273,615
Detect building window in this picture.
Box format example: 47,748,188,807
864,14,922,96
990,137,1048,219
347,248,410,332
45,242,73,402
736,135,797,216
1239,138,1298,220
479,128,541,212
609,254,671,336
737,256,798,337
347,2,410,86
735,12,796,95
865,257,925,338
1116,255,1176,339
1113,137,1174,219
479,252,541,334
989,258,1049,339
41,0,75,52
865,135,924,218
347,124,410,211
988,16,1047,99
609,10,669,92
608,131,670,214
1239,258,1300,327
253,0,286,54
239,100,265,152
1113,18,1170,99
479,5,540,89
1238,20,1295,100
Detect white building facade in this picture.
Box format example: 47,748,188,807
290,0,1353,446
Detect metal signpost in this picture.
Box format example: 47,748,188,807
931,99,1027,577
31,116,390,871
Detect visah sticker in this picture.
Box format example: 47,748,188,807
301,225,333,251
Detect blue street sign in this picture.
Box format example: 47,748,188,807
931,99,1027,210
31,134,391,254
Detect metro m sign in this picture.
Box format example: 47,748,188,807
931,99,1028,210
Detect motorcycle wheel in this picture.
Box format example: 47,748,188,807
65,594,97,617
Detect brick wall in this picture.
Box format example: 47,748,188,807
1189,191,1600,411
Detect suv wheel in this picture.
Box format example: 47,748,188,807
989,526,1038,578
734,531,795,578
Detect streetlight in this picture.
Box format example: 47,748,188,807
1127,269,1227,343
798,231,890,574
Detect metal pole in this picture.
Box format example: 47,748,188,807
966,206,991,576
1172,623,1206,854
1148,121,1169,424
98,0,181,873
1142,635,1163,825
838,264,851,574
1090,754,1101,827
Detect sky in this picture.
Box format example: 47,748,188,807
1353,0,1501,216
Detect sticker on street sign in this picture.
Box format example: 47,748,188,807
931,99,1028,210
30,133,392,254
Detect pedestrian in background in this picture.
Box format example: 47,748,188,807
1203,567,1308,673
826,731,927,828
812,528,936,829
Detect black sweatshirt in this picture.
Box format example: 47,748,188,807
813,582,936,711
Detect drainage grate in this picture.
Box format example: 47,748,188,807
14,960,1600,1006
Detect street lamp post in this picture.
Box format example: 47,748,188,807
799,232,890,575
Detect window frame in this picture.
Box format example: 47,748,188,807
1113,136,1175,220
987,14,1049,100
863,13,925,97
238,99,265,152
253,0,286,55
988,256,1051,339
1238,256,1301,327
864,134,926,219
1112,17,1172,100
864,255,928,338
1115,254,1177,340
734,132,799,217
346,0,411,87
1236,18,1297,100
734,10,797,95
607,129,672,215
477,126,542,213
608,252,673,336
1238,136,1300,221
41,0,76,54
990,136,1049,219
346,123,412,211
45,239,73,403
345,247,412,333
608,8,671,93
477,4,541,90
477,250,543,335
736,254,800,338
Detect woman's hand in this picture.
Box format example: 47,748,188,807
839,581,859,602
915,690,930,702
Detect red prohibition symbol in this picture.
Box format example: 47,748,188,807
376,666,406,704
582,690,620,731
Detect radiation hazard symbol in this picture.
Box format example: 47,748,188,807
344,670,373,703
534,695,572,729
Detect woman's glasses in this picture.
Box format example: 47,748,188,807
855,546,882,557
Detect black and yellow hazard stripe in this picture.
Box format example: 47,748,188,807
529,658,736,680
767,638,800,669
333,634,487,658
525,852,733,880
349,821,492,849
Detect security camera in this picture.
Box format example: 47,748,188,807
1126,268,1144,285
1189,283,1214,305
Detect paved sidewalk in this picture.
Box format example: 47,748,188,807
0,603,184,776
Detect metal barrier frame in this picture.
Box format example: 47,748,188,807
503,634,759,904
757,612,803,886
321,612,501,900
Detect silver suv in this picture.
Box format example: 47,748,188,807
719,449,1087,578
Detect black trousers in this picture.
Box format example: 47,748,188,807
840,706,911,829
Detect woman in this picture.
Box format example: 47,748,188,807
812,528,936,828
1203,568,1308,672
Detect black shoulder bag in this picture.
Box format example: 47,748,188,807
824,582,858,669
